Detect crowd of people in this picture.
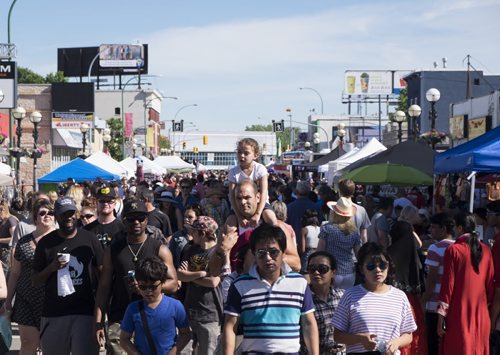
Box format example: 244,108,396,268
0,137,498,355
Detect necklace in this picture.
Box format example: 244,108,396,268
127,239,146,262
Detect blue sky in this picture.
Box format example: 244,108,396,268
2,0,500,132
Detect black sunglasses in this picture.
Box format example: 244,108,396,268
125,215,147,223
39,210,55,217
138,282,161,291
98,199,115,204
255,248,281,259
366,261,388,271
307,264,331,275
80,214,94,219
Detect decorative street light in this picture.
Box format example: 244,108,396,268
80,122,89,156
132,143,137,158
29,111,42,191
286,108,293,149
392,110,407,144
12,106,26,185
337,123,346,158
426,88,441,150
408,104,422,141
102,128,112,154
140,142,146,156
299,87,324,114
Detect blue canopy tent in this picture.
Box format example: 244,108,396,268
38,158,120,184
434,126,500,211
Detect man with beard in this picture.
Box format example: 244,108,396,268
85,185,125,248
32,197,103,355
94,199,178,354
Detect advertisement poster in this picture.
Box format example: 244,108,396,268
468,117,487,140
344,70,409,96
52,112,93,129
125,113,133,138
449,115,465,139
99,44,144,68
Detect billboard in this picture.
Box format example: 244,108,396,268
52,112,94,129
468,116,491,140
344,70,409,96
0,61,16,109
99,44,144,68
52,83,94,112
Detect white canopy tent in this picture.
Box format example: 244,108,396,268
153,156,195,173
326,138,387,185
121,156,166,176
85,152,134,179
317,147,360,173
0,174,14,186
0,162,11,175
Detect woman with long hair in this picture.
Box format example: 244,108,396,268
0,200,19,273
300,209,321,273
317,197,361,289
437,212,494,354
5,199,56,354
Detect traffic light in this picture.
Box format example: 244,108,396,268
182,141,186,150
203,135,208,145
272,120,285,132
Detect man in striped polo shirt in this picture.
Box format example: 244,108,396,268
421,212,455,355
222,224,319,355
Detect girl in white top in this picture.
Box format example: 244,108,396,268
300,209,320,273
228,138,277,227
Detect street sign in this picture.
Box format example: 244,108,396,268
0,61,17,109
272,119,285,132
172,120,184,132
52,112,94,129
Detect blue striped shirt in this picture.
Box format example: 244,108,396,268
225,263,315,354
332,285,417,353
319,224,361,275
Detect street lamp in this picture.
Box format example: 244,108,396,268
140,142,146,156
299,87,324,114
392,110,406,144
132,143,137,158
102,133,111,154
80,122,89,156
426,88,441,150
337,123,346,157
29,111,42,191
12,107,25,185
286,108,293,149
408,104,422,141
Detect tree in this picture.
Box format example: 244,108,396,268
397,88,408,112
245,124,272,131
159,134,170,149
18,66,67,84
106,118,123,160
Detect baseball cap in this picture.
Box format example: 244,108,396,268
186,216,218,236
96,185,117,199
122,200,148,217
54,197,78,216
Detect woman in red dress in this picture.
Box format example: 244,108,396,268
437,212,494,355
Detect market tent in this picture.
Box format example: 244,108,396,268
153,155,195,172
38,158,119,184
434,126,500,174
342,140,436,177
0,174,13,186
85,152,134,179
326,138,386,184
0,162,11,175
121,156,166,175
301,146,346,172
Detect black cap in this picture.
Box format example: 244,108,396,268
54,197,77,216
122,200,147,217
96,185,117,199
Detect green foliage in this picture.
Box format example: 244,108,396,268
106,118,123,160
245,124,272,131
18,67,67,84
397,88,408,112
159,135,170,149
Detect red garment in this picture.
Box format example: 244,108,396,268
399,292,428,355
438,235,494,355
492,231,500,287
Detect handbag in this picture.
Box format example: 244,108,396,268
138,301,157,355
0,315,12,354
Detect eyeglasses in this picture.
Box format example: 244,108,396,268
39,210,55,217
125,215,147,223
99,199,115,205
365,261,388,271
80,214,94,220
307,264,331,275
137,282,161,291
255,248,281,259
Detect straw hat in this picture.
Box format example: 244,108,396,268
206,187,225,198
327,197,354,217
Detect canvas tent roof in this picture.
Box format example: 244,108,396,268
121,156,166,175
153,156,195,172
0,162,11,175
85,151,134,178
342,140,436,177
434,126,500,174
301,146,346,172
38,158,119,183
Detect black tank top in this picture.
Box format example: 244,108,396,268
108,235,161,323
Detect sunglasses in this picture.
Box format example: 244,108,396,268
137,282,161,291
39,210,55,217
80,214,94,220
255,248,281,259
365,261,389,271
181,186,191,189
99,199,115,205
307,264,331,275
125,215,147,223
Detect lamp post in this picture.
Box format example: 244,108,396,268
80,123,89,156
299,87,324,114
426,88,441,150
286,108,293,149
408,104,422,141
140,142,146,156
173,104,197,151
12,106,25,185
337,123,346,158
103,132,111,154
392,110,406,144
29,111,42,191
132,143,137,158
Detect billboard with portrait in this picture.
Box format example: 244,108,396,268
99,44,144,68
344,70,409,96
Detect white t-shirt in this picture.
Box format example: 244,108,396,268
304,225,320,249
228,162,268,184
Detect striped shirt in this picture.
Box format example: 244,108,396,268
318,224,361,275
332,285,417,353
424,239,455,312
225,263,315,354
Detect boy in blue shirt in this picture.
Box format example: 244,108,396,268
120,257,190,354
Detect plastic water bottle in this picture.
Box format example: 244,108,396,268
375,338,386,353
